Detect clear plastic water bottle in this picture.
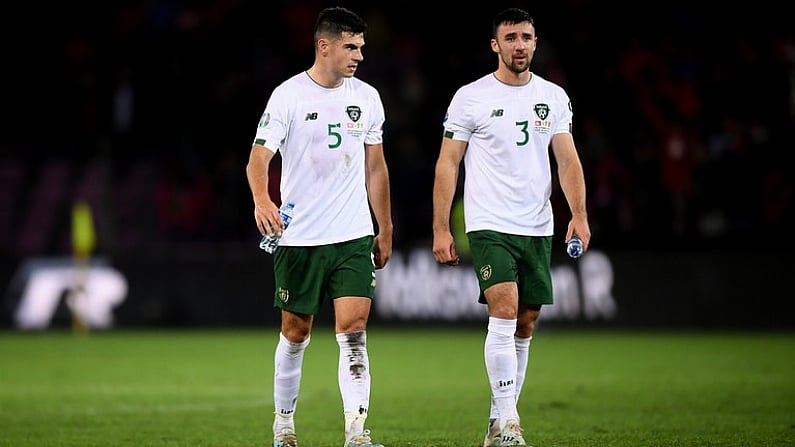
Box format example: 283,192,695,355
259,201,295,254
566,235,584,259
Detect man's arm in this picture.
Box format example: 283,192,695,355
432,137,467,265
365,142,393,269
551,133,591,251
245,144,282,237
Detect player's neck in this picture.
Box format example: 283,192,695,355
306,66,344,88
493,68,531,86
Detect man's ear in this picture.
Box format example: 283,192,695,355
317,38,329,54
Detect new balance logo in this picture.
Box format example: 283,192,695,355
490,109,504,117
305,112,318,121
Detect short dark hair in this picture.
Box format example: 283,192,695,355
492,8,534,38
314,7,367,41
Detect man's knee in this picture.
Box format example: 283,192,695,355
281,310,312,342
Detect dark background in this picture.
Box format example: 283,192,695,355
1,1,793,328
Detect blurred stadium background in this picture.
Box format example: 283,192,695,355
1,1,793,330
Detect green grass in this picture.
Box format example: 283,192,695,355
0,328,793,446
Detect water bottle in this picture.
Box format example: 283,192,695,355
259,201,295,254
566,235,584,259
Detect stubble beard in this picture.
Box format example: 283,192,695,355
501,53,530,75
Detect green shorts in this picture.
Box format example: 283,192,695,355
272,236,376,315
467,230,553,306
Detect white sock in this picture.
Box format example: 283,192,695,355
489,335,532,420
273,332,309,432
337,331,370,435
485,317,519,423
514,335,532,405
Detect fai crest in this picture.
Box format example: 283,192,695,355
346,105,362,122
533,104,550,120
479,265,492,281
278,287,290,303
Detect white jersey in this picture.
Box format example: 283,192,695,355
253,72,385,246
442,72,573,236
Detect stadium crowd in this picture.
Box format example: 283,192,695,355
2,1,792,257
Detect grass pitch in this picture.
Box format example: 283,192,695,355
0,327,793,446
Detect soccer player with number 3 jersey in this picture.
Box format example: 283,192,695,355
432,8,591,447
